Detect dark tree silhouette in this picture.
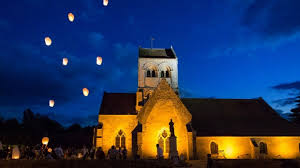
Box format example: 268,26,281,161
0,109,94,147
290,96,300,125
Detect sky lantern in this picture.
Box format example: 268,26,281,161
103,0,108,6
63,58,68,66
12,146,20,160
96,56,102,65
48,148,52,153
82,88,89,96
49,100,55,107
42,137,49,145
44,37,52,46
68,13,74,22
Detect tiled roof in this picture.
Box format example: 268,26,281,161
181,98,300,136
139,48,176,58
99,92,137,115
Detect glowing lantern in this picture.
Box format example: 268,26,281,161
68,13,74,22
42,137,49,145
103,0,108,6
82,88,89,96
44,37,52,46
49,100,55,107
12,146,20,160
62,58,68,66
96,56,102,65
48,148,52,153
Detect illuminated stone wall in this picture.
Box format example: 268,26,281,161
196,136,300,160
138,57,178,92
97,115,138,157
141,100,190,158
137,79,192,159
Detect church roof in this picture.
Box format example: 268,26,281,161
99,92,137,115
139,48,176,58
181,98,300,136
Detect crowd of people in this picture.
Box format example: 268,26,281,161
0,141,127,160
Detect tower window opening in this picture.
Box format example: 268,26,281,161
161,71,164,78
152,70,156,77
166,71,170,78
146,70,151,77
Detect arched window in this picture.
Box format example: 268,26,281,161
146,70,151,77
152,70,156,77
259,142,267,154
158,130,169,153
166,71,170,78
210,142,218,154
115,130,125,148
161,71,165,78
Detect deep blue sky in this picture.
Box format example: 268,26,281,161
1,0,300,126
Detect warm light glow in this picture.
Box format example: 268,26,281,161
97,56,102,65
48,148,52,153
42,137,49,145
44,37,52,46
82,88,89,96
68,13,74,22
78,153,83,158
62,58,68,66
103,0,108,6
12,146,20,160
49,100,55,107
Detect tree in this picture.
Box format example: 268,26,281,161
290,96,300,125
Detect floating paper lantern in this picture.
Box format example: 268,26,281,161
96,56,102,65
49,100,55,107
12,146,20,160
48,148,52,153
68,13,74,22
44,37,52,46
82,88,89,96
103,0,108,6
42,137,49,145
63,58,68,66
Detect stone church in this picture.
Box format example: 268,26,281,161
94,47,300,160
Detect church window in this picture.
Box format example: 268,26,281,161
161,71,164,77
210,142,218,154
152,70,156,77
115,130,126,148
259,142,268,154
158,130,169,153
166,71,170,78
147,70,151,77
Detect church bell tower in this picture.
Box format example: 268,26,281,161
136,46,178,112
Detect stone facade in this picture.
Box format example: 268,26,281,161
95,47,300,160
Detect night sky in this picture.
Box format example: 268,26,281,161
1,0,300,126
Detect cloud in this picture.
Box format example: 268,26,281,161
272,97,298,107
0,43,78,107
272,81,300,91
271,81,300,111
210,0,300,58
242,0,300,39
